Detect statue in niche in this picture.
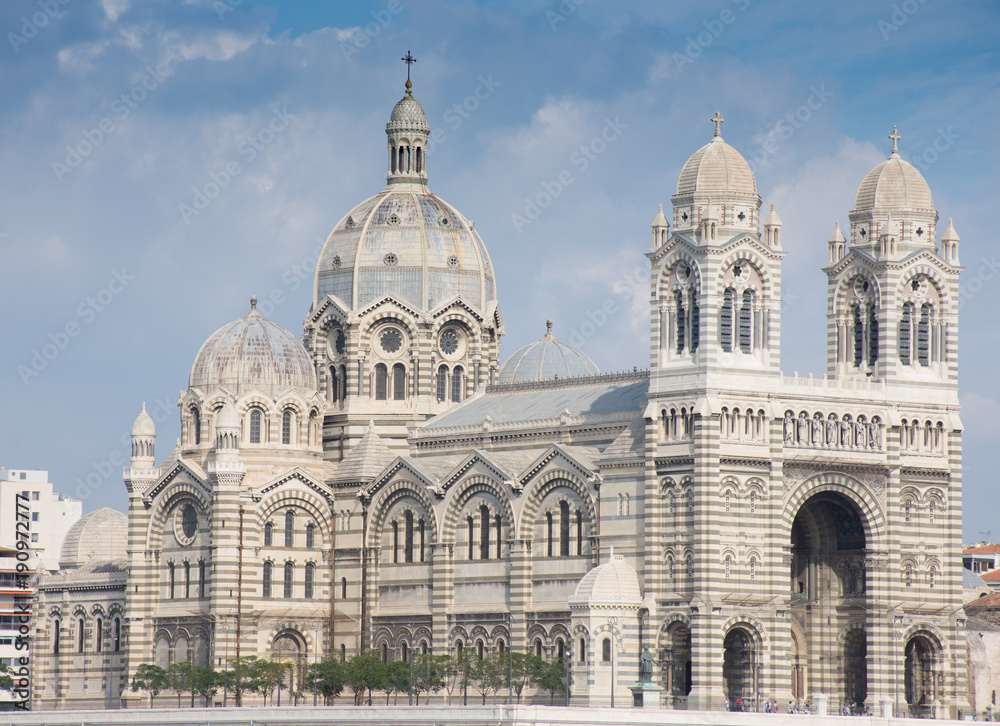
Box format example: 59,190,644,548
855,422,867,449
870,422,881,450
841,419,852,447
827,418,838,446
783,412,795,444
797,414,808,444
812,416,824,446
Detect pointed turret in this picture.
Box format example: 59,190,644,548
763,203,782,249
125,402,159,494
651,204,669,250
940,218,960,265
827,221,846,265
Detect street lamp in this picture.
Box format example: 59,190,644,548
462,639,468,706
607,616,618,708
407,624,414,707
221,617,229,707
506,614,513,706
313,622,320,707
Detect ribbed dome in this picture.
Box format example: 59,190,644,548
569,551,643,607
131,403,155,437
498,320,600,383
315,189,497,312
60,508,127,569
189,297,316,398
853,154,933,212
676,136,757,197
387,92,429,134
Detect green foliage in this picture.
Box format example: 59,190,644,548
190,666,221,703
531,658,571,705
344,653,386,704
130,663,169,708
510,652,544,703
468,651,506,705
383,659,410,704
255,659,288,706
225,655,265,707
411,654,448,704
0,662,14,693
166,661,193,707
306,655,345,703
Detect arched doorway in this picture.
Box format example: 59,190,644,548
905,634,938,717
270,631,306,705
789,491,869,707
660,622,692,707
722,627,756,709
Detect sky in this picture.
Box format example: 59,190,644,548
0,0,997,542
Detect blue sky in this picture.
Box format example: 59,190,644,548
1,0,997,541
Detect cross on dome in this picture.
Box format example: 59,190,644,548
711,111,724,138
401,50,416,93
889,126,901,157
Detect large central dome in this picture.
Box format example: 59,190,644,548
676,135,757,198
314,84,497,314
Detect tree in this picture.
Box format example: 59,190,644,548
383,659,409,705
131,663,168,708
226,656,264,707
469,652,506,705
190,666,220,706
166,661,192,707
531,658,571,705
510,652,544,704
255,658,287,706
411,654,447,705
441,653,464,705
344,653,385,705
306,655,345,704
0,662,14,696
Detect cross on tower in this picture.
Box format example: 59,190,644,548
401,50,416,87
888,126,901,156
711,111,724,138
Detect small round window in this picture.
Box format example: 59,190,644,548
380,328,403,354
440,331,459,355
335,330,346,355
182,506,197,538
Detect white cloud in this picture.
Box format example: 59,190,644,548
102,0,129,23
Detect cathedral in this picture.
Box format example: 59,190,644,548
31,75,966,718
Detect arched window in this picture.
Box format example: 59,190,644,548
497,639,505,653
602,638,611,663
476,640,484,660
467,517,475,560
304,563,315,599
329,366,339,403
480,505,491,560
262,562,272,598
404,511,414,563
339,364,348,402
381,642,388,662
691,298,700,351
546,512,554,557
495,514,502,559
285,510,294,547
393,363,406,400
249,409,262,443
535,639,543,658
869,305,879,364
421,641,428,655
918,303,931,366
282,410,292,444
899,303,913,365
168,563,176,599
853,305,864,367
341,577,347,600
437,365,448,402
720,288,734,352
749,556,757,580
113,617,121,652
725,555,731,579
264,522,273,547
375,363,388,400
452,366,464,403
419,518,426,563
676,290,686,354
556,639,565,662
401,641,409,663
283,561,294,598
53,619,60,654
559,501,570,557
739,290,753,353
96,617,103,652
392,521,399,564
306,523,315,549
578,637,586,663
199,560,206,598
191,407,201,445
576,510,583,555
340,644,346,661
78,617,85,652
184,561,191,598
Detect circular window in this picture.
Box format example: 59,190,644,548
910,275,928,297
328,329,346,358
440,331,459,355
174,504,198,545
388,214,400,225
439,216,451,227
335,330,345,355
676,264,690,282
447,255,460,269
384,253,398,266
332,255,342,269
853,277,870,298
345,216,355,229
380,328,403,354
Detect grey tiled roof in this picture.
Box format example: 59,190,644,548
334,426,396,483
425,372,649,429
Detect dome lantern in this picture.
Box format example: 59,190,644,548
386,52,430,188
130,402,155,466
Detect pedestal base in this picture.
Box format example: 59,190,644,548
631,682,664,710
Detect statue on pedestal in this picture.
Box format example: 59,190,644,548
639,645,657,683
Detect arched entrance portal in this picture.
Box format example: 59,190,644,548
789,491,869,709
659,622,692,707
722,627,756,709
270,630,307,705
905,634,939,717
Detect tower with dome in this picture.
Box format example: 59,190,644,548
28,74,965,718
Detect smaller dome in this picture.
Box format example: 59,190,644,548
387,91,429,134
498,320,600,383
828,220,846,244
676,136,757,198
131,402,155,437
189,296,317,398
853,130,933,212
569,550,643,607
60,508,128,569
216,399,240,431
